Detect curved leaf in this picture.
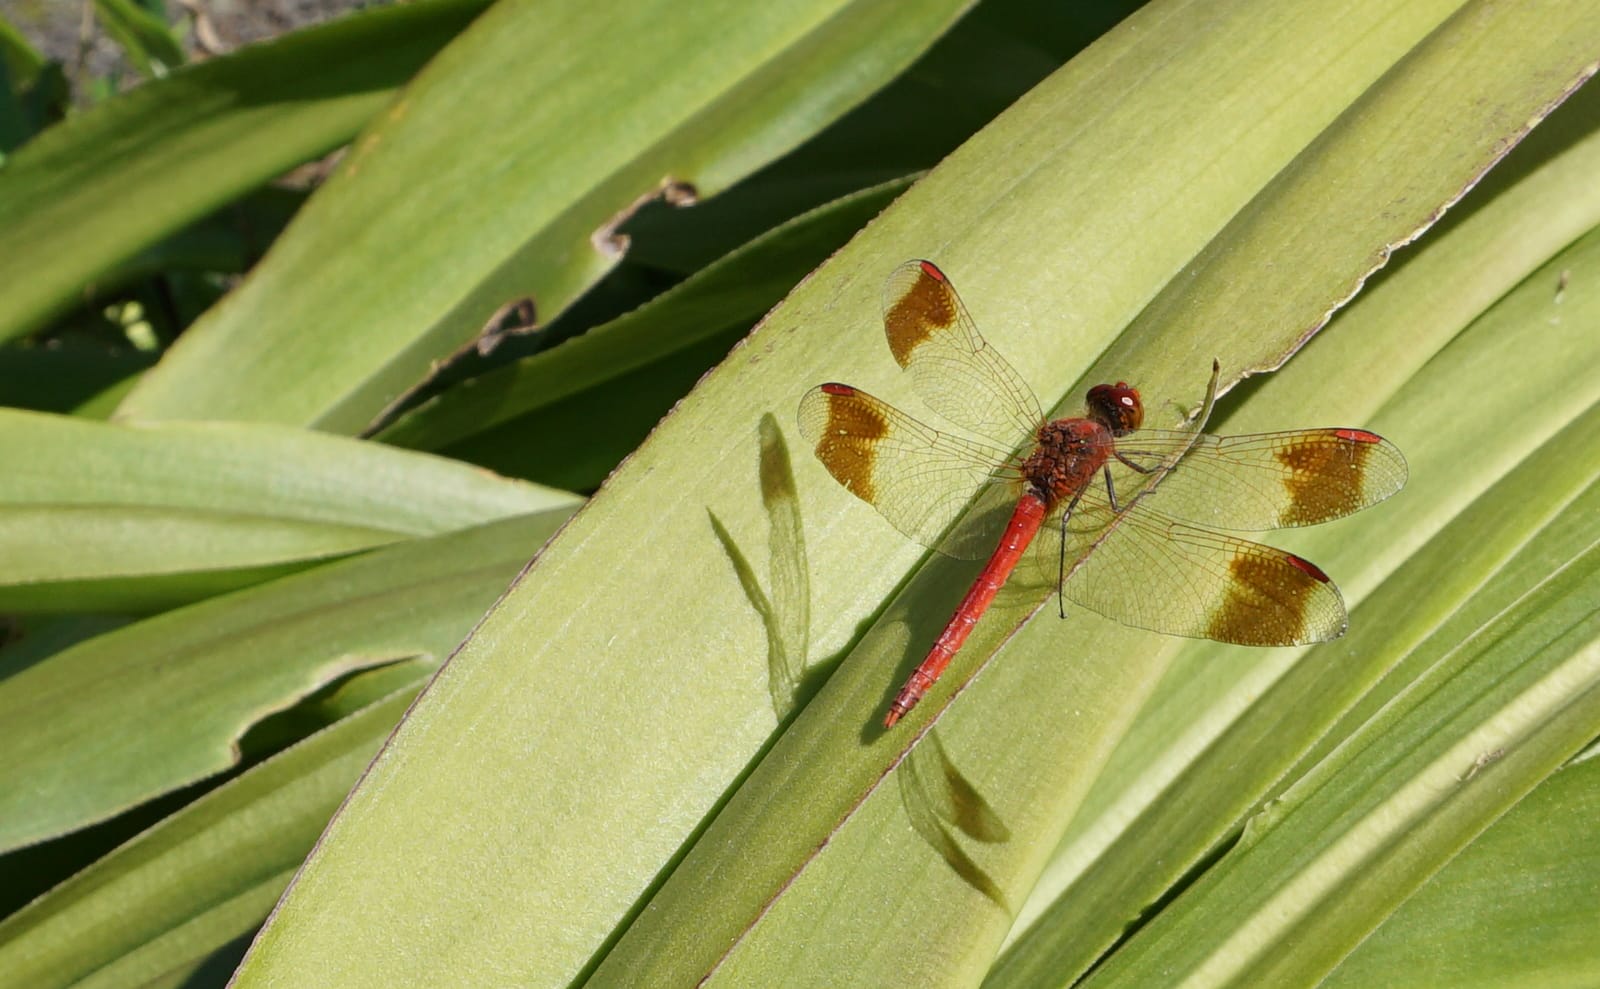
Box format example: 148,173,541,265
0,687,422,989
115,0,976,432
994,68,1600,986
0,508,574,852
1322,756,1600,989
0,410,571,612
212,1,1600,987
375,177,913,467
1080,419,1600,988
0,0,494,341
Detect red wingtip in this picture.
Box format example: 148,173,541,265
1286,553,1332,583
917,259,946,281
820,382,856,396
1335,428,1384,444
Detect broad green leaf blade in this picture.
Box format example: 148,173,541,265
1079,428,1600,989
993,73,1600,987
0,0,494,342
375,177,913,481
0,410,570,612
996,358,1600,987
218,1,1559,986
593,4,1600,987
1323,756,1600,988
115,0,975,433
0,687,422,989
1091,0,1600,384
0,508,574,852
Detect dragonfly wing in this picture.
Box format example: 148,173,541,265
1037,490,1348,646
1116,427,1408,531
799,383,1018,559
882,260,1043,445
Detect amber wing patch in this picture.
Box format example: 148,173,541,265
883,261,958,367
1126,427,1407,531
805,383,886,501
797,383,1017,556
1205,548,1345,646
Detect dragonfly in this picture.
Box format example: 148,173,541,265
799,260,1407,728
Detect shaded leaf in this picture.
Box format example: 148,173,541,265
0,687,423,989
0,0,495,340
0,507,574,852
116,0,976,433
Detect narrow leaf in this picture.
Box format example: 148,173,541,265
0,508,574,852
115,0,975,432
0,688,422,989
0,410,572,612
0,0,494,340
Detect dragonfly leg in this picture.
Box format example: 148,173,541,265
1102,465,1126,514
1057,490,1083,619
1114,450,1158,474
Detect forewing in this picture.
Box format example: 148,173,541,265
882,260,1043,445
1116,427,1408,530
798,384,1017,559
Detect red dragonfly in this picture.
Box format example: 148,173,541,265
800,260,1407,728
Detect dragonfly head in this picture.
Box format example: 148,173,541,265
1086,382,1143,436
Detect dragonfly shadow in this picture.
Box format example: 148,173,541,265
898,729,1013,908
708,414,824,722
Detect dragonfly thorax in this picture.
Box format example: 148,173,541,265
1024,417,1115,506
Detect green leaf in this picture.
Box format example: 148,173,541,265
0,339,156,413
0,0,494,341
92,0,185,77
113,0,977,432
0,15,59,154
992,66,1600,987
0,15,46,82
0,409,573,612
1323,756,1600,988
0,687,423,989
1078,417,1600,987
590,4,1600,984
377,176,913,488
0,508,573,853
212,1,1600,987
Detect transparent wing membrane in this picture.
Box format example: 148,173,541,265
798,384,1020,558
881,260,1042,445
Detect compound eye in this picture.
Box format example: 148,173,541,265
1086,382,1143,435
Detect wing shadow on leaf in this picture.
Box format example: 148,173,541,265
900,729,1013,908
708,414,821,721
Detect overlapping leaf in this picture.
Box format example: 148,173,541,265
218,1,1600,986
115,0,975,432
0,410,570,612
0,687,421,989
0,508,574,852
993,74,1600,986
0,0,495,340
